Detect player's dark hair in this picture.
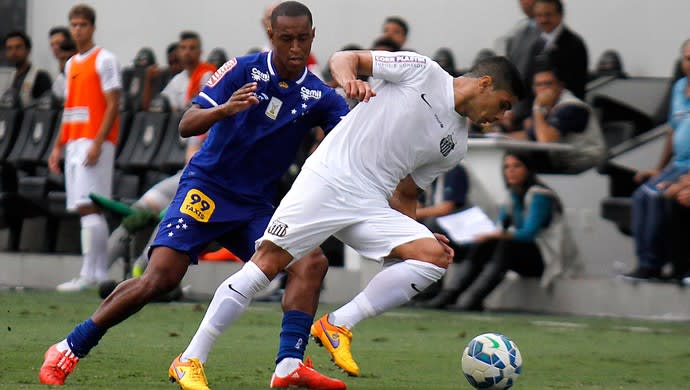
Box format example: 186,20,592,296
384,16,409,36
180,31,201,43
166,42,178,55
59,38,77,52
535,0,563,14
371,36,401,52
3,31,31,50
271,1,313,28
68,4,96,25
465,56,526,100
49,26,71,41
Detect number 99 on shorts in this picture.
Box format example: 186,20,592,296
180,189,216,222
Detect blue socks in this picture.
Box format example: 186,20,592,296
276,310,312,364
66,318,106,358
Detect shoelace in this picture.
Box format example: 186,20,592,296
55,350,78,375
187,360,208,384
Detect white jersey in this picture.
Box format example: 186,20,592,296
64,46,122,99
161,68,213,111
304,50,470,200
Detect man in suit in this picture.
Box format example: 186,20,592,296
533,0,588,99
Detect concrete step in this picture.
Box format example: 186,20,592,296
1,253,688,320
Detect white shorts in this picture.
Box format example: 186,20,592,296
257,168,434,262
64,139,115,211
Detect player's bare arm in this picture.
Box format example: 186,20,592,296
389,175,420,219
84,89,120,166
179,82,260,137
329,50,376,102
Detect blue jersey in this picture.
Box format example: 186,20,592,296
187,51,349,205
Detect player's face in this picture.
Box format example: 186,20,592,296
269,15,314,78
470,78,515,125
534,2,562,33
503,155,529,187
69,17,94,47
4,37,29,66
178,38,201,69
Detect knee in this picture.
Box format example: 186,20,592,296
289,248,329,281
252,241,293,280
138,268,180,297
397,239,450,269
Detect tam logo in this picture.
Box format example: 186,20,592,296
300,87,322,101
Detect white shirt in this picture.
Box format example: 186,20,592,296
161,68,213,111
304,50,469,200
64,46,122,99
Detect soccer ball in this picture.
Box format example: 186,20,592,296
461,333,522,389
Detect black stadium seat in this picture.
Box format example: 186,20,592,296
116,95,170,172
0,90,24,163
150,110,186,173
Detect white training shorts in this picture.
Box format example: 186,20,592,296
64,138,115,211
257,168,435,262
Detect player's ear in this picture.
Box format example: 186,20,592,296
478,75,493,92
268,27,274,41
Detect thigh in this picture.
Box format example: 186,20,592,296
257,169,362,261
67,140,115,210
335,206,435,261
499,239,544,277
215,208,273,262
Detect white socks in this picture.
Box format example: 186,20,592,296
79,213,109,282
331,260,445,329
181,261,270,363
274,358,302,377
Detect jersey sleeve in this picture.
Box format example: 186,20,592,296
371,50,434,85
193,58,242,108
315,89,350,133
410,161,457,193
96,50,122,92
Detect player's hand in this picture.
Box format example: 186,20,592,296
223,82,260,116
433,233,454,264
48,146,62,174
342,79,376,102
84,141,102,166
677,188,690,207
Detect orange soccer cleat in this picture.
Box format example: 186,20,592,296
39,343,79,385
270,357,346,389
310,314,360,376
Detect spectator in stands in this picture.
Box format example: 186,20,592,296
495,0,540,130
433,48,460,77
508,65,606,173
621,39,690,281
48,4,121,292
206,47,228,69
3,31,52,107
590,49,628,81
533,0,588,99
51,38,77,101
424,151,577,310
382,16,409,50
139,43,182,111
49,26,71,65
147,31,216,112
371,36,401,52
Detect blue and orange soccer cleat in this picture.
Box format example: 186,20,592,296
168,354,210,390
310,313,360,377
270,356,346,389
39,343,80,385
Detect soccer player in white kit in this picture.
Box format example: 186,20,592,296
209,50,525,385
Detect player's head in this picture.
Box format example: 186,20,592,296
68,4,96,47
268,1,315,79
532,61,564,97
3,31,31,67
382,16,408,48
178,31,202,70
534,0,563,33
462,56,526,124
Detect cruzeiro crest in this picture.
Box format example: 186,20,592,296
439,133,455,157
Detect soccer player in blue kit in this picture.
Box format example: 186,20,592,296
39,2,349,389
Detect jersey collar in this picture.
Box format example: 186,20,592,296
267,51,308,89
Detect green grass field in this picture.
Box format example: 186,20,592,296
2,290,689,389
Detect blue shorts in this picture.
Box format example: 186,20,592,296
150,178,274,264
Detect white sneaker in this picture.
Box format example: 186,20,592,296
682,276,690,287
56,277,97,292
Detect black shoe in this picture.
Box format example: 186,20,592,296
619,266,662,281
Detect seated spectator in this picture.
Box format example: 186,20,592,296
51,38,77,101
206,47,228,69
145,31,216,112
433,48,460,77
423,152,577,310
3,31,52,107
590,49,628,81
508,65,605,173
620,39,690,281
382,16,410,50
122,47,157,111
